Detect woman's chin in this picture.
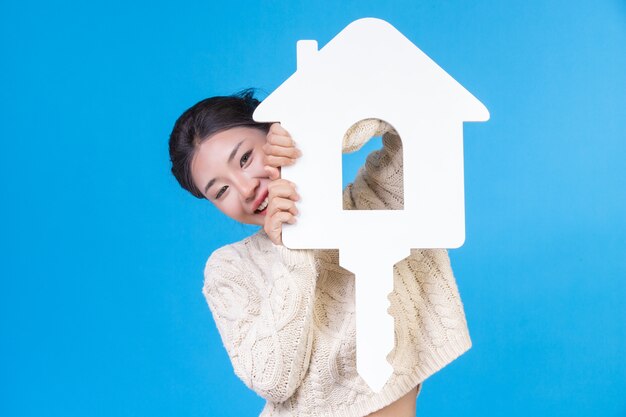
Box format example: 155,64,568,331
238,209,267,226
252,208,268,225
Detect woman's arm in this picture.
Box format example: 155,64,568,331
202,243,316,403
342,119,404,210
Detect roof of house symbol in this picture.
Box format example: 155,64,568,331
253,17,489,126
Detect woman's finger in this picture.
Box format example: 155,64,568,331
264,166,281,180
269,122,291,137
264,217,282,245
267,133,296,148
268,179,299,200
265,154,297,168
263,143,301,159
268,124,296,146
264,211,297,245
267,196,299,218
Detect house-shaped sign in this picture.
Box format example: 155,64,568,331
253,17,489,392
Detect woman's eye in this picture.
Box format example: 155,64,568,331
240,150,252,168
215,185,228,199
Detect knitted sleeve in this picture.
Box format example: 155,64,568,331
202,240,317,403
342,118,404,210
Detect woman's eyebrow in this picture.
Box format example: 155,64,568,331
204,178,216,195
204,139,245,195
228,139,245,163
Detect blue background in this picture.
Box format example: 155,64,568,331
1,1,625,416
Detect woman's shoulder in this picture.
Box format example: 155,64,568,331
205,229,274,271
202,231,275,300
205,229,318,282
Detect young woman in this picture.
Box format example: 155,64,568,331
169,89,472,417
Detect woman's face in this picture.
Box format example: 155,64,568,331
191,126,270,226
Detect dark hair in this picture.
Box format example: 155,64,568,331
168,88,271,199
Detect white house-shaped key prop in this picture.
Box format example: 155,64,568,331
253,18,489,392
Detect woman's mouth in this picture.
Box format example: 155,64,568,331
255,196,269,214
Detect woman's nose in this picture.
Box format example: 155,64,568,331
233,173,258,202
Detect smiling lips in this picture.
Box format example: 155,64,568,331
254,192,269,214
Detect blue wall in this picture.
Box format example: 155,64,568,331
1,1,624,416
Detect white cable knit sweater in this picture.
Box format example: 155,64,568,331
202,119,472,417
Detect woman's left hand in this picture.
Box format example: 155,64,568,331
263,179,300,245
263,122,301,180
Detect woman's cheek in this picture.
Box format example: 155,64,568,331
254,150,268,172
217,197,238,221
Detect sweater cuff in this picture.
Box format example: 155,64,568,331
256,229,316,268
273,244,316,269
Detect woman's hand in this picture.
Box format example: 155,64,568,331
263,179,300,245
263,122,301,180
262,123,302,245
